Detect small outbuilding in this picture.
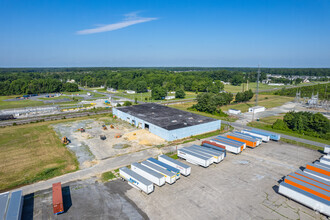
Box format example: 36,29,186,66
248,106,266,113
228,109,241,115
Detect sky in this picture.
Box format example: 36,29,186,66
0,0,329,67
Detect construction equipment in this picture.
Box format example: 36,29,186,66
115,134,122,138
102,125,107,130
100,135,106,140
77,127,85,132
61,136,69,145
110,124,114,129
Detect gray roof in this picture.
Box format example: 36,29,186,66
158,155,190,169
120,167,153,186
131,162,164,179
0,192,10,220
116,103,218,130
5,190,22,220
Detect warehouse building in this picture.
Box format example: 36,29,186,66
112,103,221,141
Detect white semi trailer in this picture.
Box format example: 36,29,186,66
119,167,154,194
241,130,270,142
158,155,191,176
187,145,225,162
177,148,212,167
141,161,176,184
131,162,165,186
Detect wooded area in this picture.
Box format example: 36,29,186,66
272,83,330,100
0,68,329,96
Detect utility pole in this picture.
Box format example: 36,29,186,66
256,65,260,106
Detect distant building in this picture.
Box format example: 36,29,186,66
67,79,75,83
221,81,230,85
126,90,136,94
248,106,266,113
303,78,310,83
107,88,117,93
268,83,285,86
228,109,241,115
165,96,175,100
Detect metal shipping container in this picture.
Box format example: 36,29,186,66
210,138,242,154
293,169,330,187
177,148,212,167
119,167,154,194
227,133,258,148
131,163,165,186
183,147,219,164
251,129,281,141
141,161,176,184
241,130,270,142
147,157,180,179
186,145,224,162
52,182,64,215
287,172,330,192
5,190,23,220
0,192,10,220
158,154,191,176
190,145,225,160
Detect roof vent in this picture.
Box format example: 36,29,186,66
188,117,193,120
198,120,203,122
179,115,182,117
172,120,177,123
184,123,187,125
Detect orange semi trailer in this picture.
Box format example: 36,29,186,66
52,182,64,215
226,133,257,148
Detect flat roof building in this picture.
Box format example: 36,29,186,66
113,103,221,141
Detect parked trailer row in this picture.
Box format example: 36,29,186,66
147,157,180,179
141,161,176,184
226,133,258,148
251,129,281,141
158,155,191,176
278,161,330,216
241,130,270,142
320,156,330,166
131,162,166,186
119,167,154,194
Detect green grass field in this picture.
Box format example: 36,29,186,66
224,82,320,94
0,121,79,191
0,96,44,110
170,102,238,122
220,95,294,112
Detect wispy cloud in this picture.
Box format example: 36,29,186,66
76,12,157,35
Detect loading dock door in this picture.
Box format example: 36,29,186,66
145,123,149,130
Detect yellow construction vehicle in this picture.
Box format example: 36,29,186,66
102,125,107,130
61,136,69,145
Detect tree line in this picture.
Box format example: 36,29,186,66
0,79,79,95
272,83,330,100
272,111,329,140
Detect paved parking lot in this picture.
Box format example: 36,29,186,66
22,141,327,220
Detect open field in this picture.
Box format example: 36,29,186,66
224,82,322,94
170,95,293,115
0,122,78,191
0,95,44,110
247,115,330,145
170,102,238,122
22,141,326,219
221,95,294,112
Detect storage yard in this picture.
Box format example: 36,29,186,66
19,140,328,219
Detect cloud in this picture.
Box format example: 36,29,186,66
77,12,157,35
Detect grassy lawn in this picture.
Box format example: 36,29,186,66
220,95,294,113
247,117,330,145
0,122,79,191
38,96,72,100
170,102,238,122
280,138,323,152
0,95,44,110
